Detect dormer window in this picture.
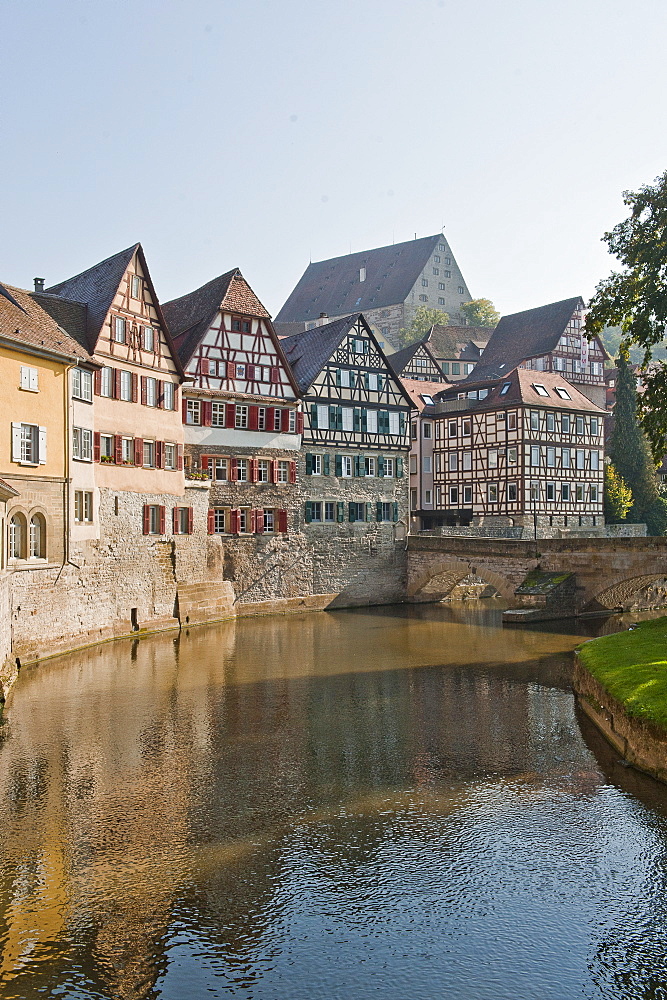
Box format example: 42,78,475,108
555,386,571,399
533,383,550,397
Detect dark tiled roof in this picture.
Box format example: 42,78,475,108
275,234,443,323
32,292,89,352
399,378,449,412
387,339,446,378
162,268,270,367
0,283,94,362
274,321,313,339
467,297,584,383
437,367,606,415
280,315,358,392
45,244,139,349
426,324,492,360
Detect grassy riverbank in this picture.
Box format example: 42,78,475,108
578,617,667,731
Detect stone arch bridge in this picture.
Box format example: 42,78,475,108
407,535,667,614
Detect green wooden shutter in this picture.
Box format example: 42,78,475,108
305,501,312,523
364,373,369,390
323,454,330,475
337,406,343,430
399,411,406,435
329,404,337,428
349,502,356,523
376,501,383,522
353,408,361,432
337,501,345,523
335,454,342,477
392,501,399,522
378,456,385,477
354,455,360,477
305,453,313,475
396,457,403,478
378,374,384,391
336,369,341,387
361,409,368,432
366,502,373,522
310,404,318,429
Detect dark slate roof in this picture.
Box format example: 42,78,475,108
45,244,139,349
280,315,358,392
387,339,445,379
426,324,493,360
465,296,584,383
275,234,443,323
32,292,89,352
0,283,95,362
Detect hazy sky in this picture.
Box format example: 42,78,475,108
2,0,667,319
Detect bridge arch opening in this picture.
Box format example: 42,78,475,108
585,574,667,614
408,558,516,604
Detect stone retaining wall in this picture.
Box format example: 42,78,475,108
573,653,667,784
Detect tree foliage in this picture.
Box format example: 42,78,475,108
586,170,667,457
397,306,449,348
604,463,633,522
608,347,667,535
460,298,500,328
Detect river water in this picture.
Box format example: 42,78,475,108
1,601,667,999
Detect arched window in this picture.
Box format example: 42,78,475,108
9,513,26,560
29,513,46,559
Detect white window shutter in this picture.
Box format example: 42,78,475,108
29,368,38,391
20,367,29,390
11,423,21,461
38,426,47,464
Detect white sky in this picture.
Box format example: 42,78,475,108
2,0,667,319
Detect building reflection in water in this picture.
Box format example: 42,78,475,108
0,604,665,998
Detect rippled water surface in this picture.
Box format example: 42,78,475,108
1,601,667,999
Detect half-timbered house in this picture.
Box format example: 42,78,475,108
466,297,608,407
162,269,302,540
387,339,448,383
400,379,447,531
280,314,413,531
431,368,606,534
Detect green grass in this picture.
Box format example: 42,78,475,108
578,617,667,730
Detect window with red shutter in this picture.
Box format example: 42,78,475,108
278,509,288,533
143,505,151,535
131,372,138,402
246,364,255,380
114,368,121,399
182,398,188,423
172,507,179,534
134,438,143,465
207,508,215,534
226,361,235,379
281,409,290,432
93,432,101,463
255,509,265,534
225,403,235,428
271,459,279,483
114,434,123,464
156,440,164,469
289,461,297,484
270,367,280,383
296,411,304,434
203,401,212,426
177,445,183,471
249,406,259,430
249,509,256,533
187,507,194,534
141,376,147,405
159,506,166,534
157,380,164,408
266,408,275,431
230,509,240,534
94,369,101,395
230,457,239,481
251,458,259,483
201,358,210,376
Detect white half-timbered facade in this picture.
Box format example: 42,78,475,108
387,339,448,383
162,269,302,537
431,368,606,532
281,314,412,528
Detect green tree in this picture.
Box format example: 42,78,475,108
586,170,667,457
608,347,667,535
604,462,633,522
396,306,449,348
460,298,500,328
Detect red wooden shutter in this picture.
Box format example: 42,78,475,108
142,505,150,534
249,406,259,430
296,411,304,434
246,364,255,380
230,457,239,481
270,367,280,383
250,458,259,483
131,372,138,402
113,368,121,399
207,508,216,534
173,386,179,412
114,434,123,464
255,509,265,534
226,361,235,379
281,409,290,432
182,397,188,423
159,506,166,534
202,401,212,426
271,459,279,483
266,407,275,431
230,509,240,534
187,507,193,534
156,440,164,469
93,432,101,463
201,358,210,376
177,445,183,471
289,461,297,484
140,376,147,405
225,403,235,428
134,438,143,465
172,507,179,534
157,380,164,408
278,509,288,533
93,369,101,395
249,509,256,533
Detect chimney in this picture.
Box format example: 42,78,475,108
34,278,45,292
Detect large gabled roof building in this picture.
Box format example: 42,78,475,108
275,233,473,352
